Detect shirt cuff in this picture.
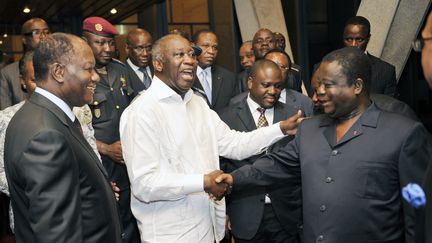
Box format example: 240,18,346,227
183,174,205,194
269,122,286,137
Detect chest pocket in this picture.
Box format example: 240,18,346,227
89,92,110,123
354,161,398,200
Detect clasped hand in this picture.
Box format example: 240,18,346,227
204,170,234,200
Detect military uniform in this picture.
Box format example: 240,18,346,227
84,16,140,243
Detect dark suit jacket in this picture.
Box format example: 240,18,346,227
193,65,238,112
0,61,24,110
231,103,431,243
369,54,397,96
219,99,301,240
4,93,122,243
229,90,314,117
370,94,418,121
237,69,250,94
288,63,303,93
125,60,153,95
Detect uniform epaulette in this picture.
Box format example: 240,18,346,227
111,58,125,66
291,66,300,72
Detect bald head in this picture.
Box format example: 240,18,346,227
239,40,255,69
21,18,50,51
126,28,153,68
252,28,275,59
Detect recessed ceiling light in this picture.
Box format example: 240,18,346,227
23,7,31,13
110,8,117,14
0,40,3,45
3,34,7,38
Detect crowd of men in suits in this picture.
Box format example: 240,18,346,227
0,12,432,243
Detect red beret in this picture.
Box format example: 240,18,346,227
83,16,119,36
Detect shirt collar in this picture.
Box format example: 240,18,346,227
34,87,76,122
246,93,274,114
197,66,211,77
127,58,149,72
151,75,193,102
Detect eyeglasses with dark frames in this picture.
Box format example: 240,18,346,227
412,37,432,52
23,29,50,37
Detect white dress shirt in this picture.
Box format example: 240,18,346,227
127,58,152,82
247,94,275,125
120,76,285,243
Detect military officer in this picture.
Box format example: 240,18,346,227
82,16,140,243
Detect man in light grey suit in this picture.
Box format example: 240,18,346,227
0,17,49,109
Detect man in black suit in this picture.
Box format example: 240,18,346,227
273,32,303,93
237,40,255,93
343,16,397,96
0,18,50,109
419,10,432,243
4,32,122,243
216,47,431,243
230,49,314,117
125,28,153,94
219,60,301,243
192,30,238,111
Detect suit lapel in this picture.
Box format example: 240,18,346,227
67,119,108,177
273,102,288,123
126,63,145,92
211,67,223,105
30,93,108,177
236,99,257,131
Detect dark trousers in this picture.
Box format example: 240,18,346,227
118,188,140,243
234,204,300,243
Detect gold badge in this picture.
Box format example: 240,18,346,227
120,75,126,88
95,23,103,32
94,108,101,119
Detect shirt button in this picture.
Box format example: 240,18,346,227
116,105,120,109
110,87,114,91
325,177,333,183
331,150,338,156
317,235,324,241
320,205,326,212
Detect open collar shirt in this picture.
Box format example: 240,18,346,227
120,75,285,243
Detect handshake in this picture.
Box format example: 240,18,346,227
204,170,233,200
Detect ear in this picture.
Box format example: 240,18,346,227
125,43,130,55
354,78,364,95
51,63,66,84
22,36,28,47
247,76,253,90
153,59,163,72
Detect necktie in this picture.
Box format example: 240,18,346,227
256,107,269,128
200,71,212,104
139,67,152,89
73,118,84,136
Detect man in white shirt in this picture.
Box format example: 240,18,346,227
120,34,302,243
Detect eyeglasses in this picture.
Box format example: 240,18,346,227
128,44,152,53
412,37,432,52
23,29,50,37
